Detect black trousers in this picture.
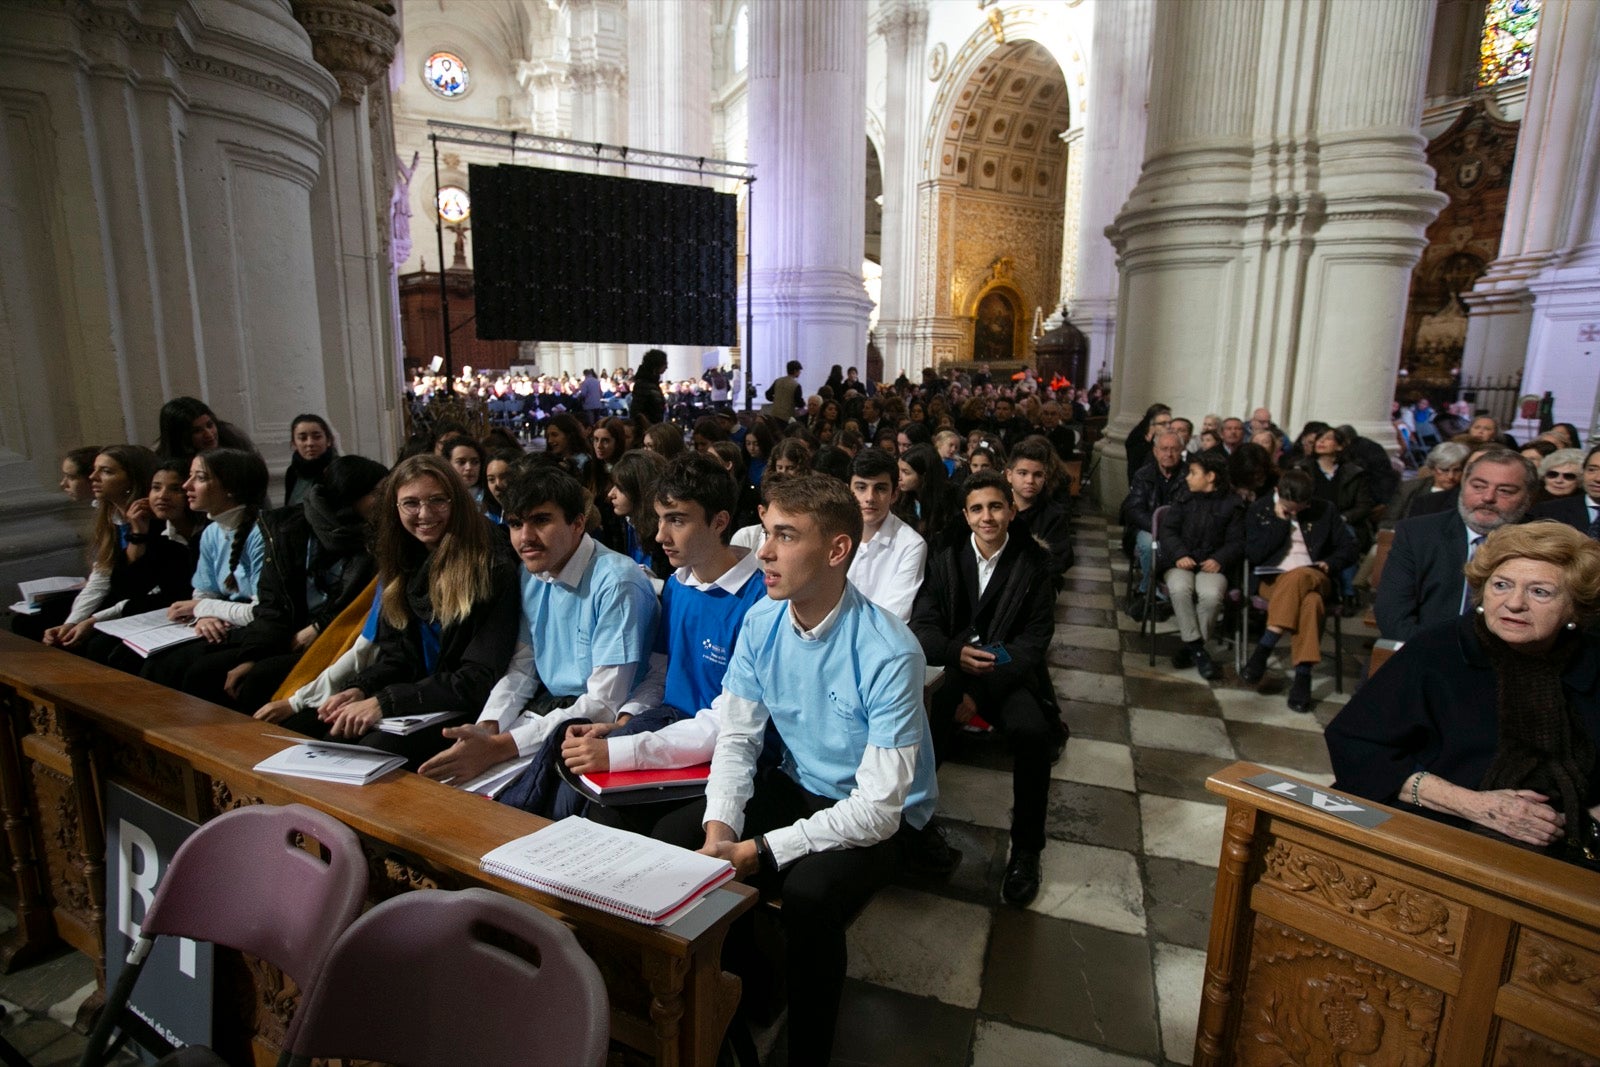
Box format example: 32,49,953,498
656,768,900,1067
931,683,1055,852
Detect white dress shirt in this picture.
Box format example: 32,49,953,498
847,512,927,621
972,532,1009,598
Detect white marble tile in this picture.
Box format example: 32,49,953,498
971,1020,1156,1067
1029,840,1147,936
1052,623,1124,653
1128,707,1236,759
1154,943,1208,1066
1117,611,1179,634
1120,651,1215,684
1051,668,1127,706
846,886,992,1009
1141,795,1227,867
1212,687,1326,733
1052,737,1136,792
935,763,1013,831
1070,592,1117,610
1063,564,1113,581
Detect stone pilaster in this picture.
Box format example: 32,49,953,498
872,0,928,384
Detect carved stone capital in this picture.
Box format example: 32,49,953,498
291,0,400,105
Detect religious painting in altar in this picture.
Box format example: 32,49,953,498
1398,100,1518,386
974,288,1017,364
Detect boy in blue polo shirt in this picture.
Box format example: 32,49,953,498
418,466,657,786
558,453,765,828
657,474,937,1067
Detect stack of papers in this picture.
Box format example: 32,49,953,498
456,755,535,798
481,817,735,926
253,736,405,785
94,608,201,657
11,577,85,615
376,712,457,736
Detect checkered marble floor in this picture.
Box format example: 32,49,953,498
810,511,1363,1067
0,514,1368,1066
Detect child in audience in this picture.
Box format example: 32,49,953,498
608,449,672,577
155,396,254,460
482,448,518,529
279,454,520,767
437,433,486,505
896,442,956,547
59,445,100,503
1007,436,1075,579
1157,450,1245,681
846,449,927,621
283,414,337,507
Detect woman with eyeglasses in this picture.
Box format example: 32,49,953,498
1537,449,1586,503
278,454,519,768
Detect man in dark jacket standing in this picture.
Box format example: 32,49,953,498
911,471,1065,906
1120,429,1189,614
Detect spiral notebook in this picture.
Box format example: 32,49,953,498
480,817,735,926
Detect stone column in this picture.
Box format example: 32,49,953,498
0,0,338,589
1055,126,1084,325
293,0,403,464
1098,0,1443,508
1462,0,1600,432
1067,0,1152,384
872,0,928,384
628,0,716,383
747,0,873,397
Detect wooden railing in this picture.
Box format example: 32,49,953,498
1198,762,1600,1065
0,631,755,1066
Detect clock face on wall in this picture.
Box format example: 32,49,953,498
437,186,470,223
424,52,470,98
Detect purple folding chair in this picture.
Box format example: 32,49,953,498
78,803,369,1067
284,887,610,1067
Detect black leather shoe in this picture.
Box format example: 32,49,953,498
1194,648,1221,682
1127,595,1148,621
1001,848,1042,906
1287,672,1313,713
1239,646,1271,684
904,819,962,877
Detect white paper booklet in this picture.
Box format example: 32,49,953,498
253,736,405,785
376,712,457,736
456,755,535,798
93,608,201,657
481,816,735,926
16,577,86,612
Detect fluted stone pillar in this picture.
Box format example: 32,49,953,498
1462,0,1600,434
294,0,403,464
1096,0,1443,508
628,0,715,383
872,0,928,384
0,0,337,589
747,0,873,397
1066,0,1152,384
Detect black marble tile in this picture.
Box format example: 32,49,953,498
1061,700,1129,745
896,819,1010,908
1143,856,1218,951
1045,780,1142,851
1057,606,1117,627
1123,675,1220,717
1132,748,1232,807
1048,645,1123,675
767,980,975,1067
1225,721,1334,775
980,910,1161,1057
1062,578,1114,595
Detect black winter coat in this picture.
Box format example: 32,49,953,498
630,376,666,424
1244,495,1359,578
237,502,376,661
1155,490,1245,574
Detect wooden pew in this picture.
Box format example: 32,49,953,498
1197,762,1600,1066
0,631,755,1066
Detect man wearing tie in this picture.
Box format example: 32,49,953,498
1531,444,1600,539
1375,447,1535,642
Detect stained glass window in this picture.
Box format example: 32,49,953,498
437,186,470,223
1478,0,1540,87
424,51,469,98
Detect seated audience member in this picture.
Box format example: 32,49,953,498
1213,417,1247,456
282,414,337,507
41,446,163,651
1286,421,1330,467
1530,445,1599,534
988,396,1029,452
642,421,687,461
1298,425,1376,609
1121,429,1189,615
437,432,486,505
656,475,938,1067
1157,451,1245,681
1124,403,1172,477
1327,522,1600,867
1521,439,1559,468
608,449,672,577
59,445,101,504
1376,447,1535,642
155,396,254,460
1532,447,1583,505
280,454,520,768
811,444,853,482
708,440,761,531
966,444,1001,475
743,421,776,487
693,414,732,454
418,466,657,791
1170,417,1195,453
897,421,933,455
218,456,388,711
1384,442,1467,528
1007,436,1075,579
1239,468,1357,712
1336,423,1401,509
482,448,519,529
846,449,928,621
140,448,270,682
1227,440,1279,503
1458,413,1517,450
934,430,964,477
559,454,767,830
911,470,1064,905
895,443,956,547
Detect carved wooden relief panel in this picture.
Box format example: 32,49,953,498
1510,929,1600,1019
1492,1021,1600,1067
1260,839,1463,958
1236,917,1443,1066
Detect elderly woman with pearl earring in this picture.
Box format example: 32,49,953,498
1327,521,1600,869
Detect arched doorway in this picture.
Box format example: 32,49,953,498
912,39,1072,372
